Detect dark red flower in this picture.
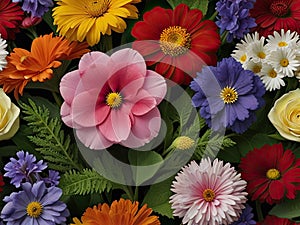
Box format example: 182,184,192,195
239,143,300,204
250,0,300,37
0,174,4,192
131,4,221,85
257,215,299,225
0,0,24,40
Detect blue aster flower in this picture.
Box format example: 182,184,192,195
4,150,47,188
42,170,60,186
12,0,54,17
216,0,256,42
190,57,265,134
231,204,256,225
1,181,69,225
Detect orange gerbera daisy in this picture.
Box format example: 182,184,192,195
0,33,90,99
71,199,160,225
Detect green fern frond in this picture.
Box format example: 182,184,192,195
59,169,114,196
19,99,82,172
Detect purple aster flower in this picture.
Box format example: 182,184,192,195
190,57,265,134
4,150,47,188
216,0,256,42
42,170,60,186
230,204,256,225
1,181,69,225
12,0,54,17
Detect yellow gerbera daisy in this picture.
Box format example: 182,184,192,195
52,0,141,46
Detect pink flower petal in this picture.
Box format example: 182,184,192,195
99,109,131,142
121,108,161,148
76,127,113,150
143,70,167,104
72,90,107,127
79,51,110,72
59,70,81,104
131,91,156,116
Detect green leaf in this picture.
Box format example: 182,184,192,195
128,150,163,186
59,169,114,196
18,98,82,172
269,194,300,219
142,177,174,218
166,0,209,14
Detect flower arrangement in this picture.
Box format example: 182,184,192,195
0,0,300,224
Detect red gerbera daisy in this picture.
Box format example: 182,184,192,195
239,143,300,205
257,215,299,225
131,3,221,85
0,0,24,40
250,0,300,37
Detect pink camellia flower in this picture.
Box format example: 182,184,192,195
170,158,248,225
60,48,167,149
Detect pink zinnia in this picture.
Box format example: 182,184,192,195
60,48,167,149
170,158,248,225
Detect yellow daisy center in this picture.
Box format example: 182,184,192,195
84,0,110,17
278,41,288,47
26,201,43,218
280,58,289,67
240,54,247,63
268,69,277,78
257,52,266,59
266,168,281,180
202,188,215,202
253,65,262,74
106,92,122,109
160,26,191,57
220,86,238,104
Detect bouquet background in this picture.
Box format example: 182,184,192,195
0,0,300,224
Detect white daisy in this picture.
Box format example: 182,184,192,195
260,63,285,91
0,35,8,70
267,47,300,77
266,29,299,51
247,37,268,63
243,60,263,76
231,32,260,65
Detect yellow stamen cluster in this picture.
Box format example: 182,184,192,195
202,188,215,202
220,86,238,104
26,201,43,218
266,168,281,180
106,92,122,109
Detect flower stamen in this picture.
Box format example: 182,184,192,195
266,168,281,180
220,86,238,104
26,201,43,218
160,26,191,57
202,188,215,202
106,92,122,109
280,58,289,67
268,69,277,78
84,0,110,17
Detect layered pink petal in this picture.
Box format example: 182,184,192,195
59,70,81,104
121,108,161,148
79,51,110,72
99,109,131,142
76,127,113,150
71,90,104,127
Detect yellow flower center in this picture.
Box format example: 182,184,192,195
280,58,289,67
268,69,277,78
278,41,288,47
257,52,266,59
252,65,262,74
84,0,110,17
220,86,238,104
266,168,281,180
160,26,191,57
26,201,43,218
106,92,122,109
240,54,247,63
202,189,215,202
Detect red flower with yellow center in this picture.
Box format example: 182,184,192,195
240,143,300,205
250,0,300,37
131,3,221,85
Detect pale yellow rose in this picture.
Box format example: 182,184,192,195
0,88,20,141
268,88,300,142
